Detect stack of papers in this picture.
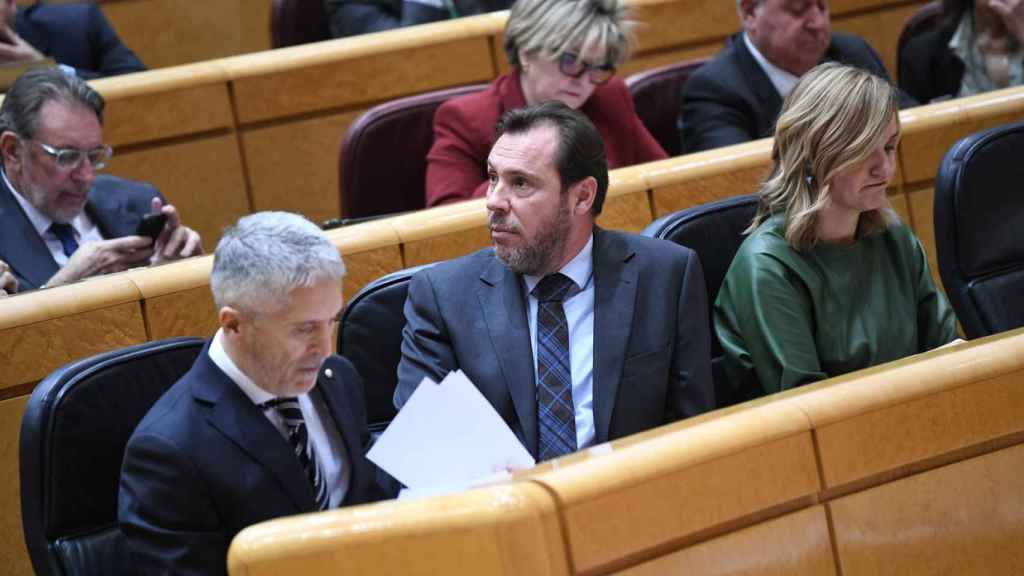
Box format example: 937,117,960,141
367,370,535,497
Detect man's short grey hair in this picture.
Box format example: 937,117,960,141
0,67,105,140
211,212,345,313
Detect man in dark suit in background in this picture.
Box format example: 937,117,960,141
120,211,388,576
0,68,201,292
397,101,714,463
325,0,512,39
680,0,906,154
0,0,144,79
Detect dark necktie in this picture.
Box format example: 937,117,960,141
261,397,331,510
532,273,577,461
49,223,79,258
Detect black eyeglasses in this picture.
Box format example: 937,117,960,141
30,140,113,171
558,52,616,85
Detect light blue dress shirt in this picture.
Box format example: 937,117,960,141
523,235,595,450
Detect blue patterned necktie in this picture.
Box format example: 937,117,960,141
261,397,331,511
49,223,79,257
532,273,577,461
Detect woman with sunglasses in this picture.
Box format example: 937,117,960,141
424,0,666,207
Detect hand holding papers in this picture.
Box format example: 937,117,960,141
367,370,535,494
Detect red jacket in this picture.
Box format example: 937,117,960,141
425,71,667,207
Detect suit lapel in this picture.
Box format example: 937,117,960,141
732,33,784,132
315,374,364,504
0,180,58,290
477,257,538,457
592,229,638,443
87,184,143,239
191,353,315,512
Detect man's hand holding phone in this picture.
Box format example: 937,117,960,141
148,197,203,264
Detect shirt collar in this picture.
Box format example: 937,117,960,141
209,328,277,406
743,32,801,99
523,233,594,295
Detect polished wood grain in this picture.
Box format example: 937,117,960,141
830,443,1024,575
530,404,819,575
0,396,32,576
227,483,569,576
616,505,837,576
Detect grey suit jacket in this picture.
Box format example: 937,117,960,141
395,228,714,459
0,174,163,291
680,32,908,154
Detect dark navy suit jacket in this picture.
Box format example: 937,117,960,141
15,3,145,79
119,348,386,576
680,32,908,154
396,228,715,459
0,174,163,291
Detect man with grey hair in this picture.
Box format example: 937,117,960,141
120,212,386,575
679,0,904,153
0,67,201,292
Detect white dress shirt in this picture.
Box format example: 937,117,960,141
3,167,104,267
208,329,351,508
743,32,801,99
523,235,595,450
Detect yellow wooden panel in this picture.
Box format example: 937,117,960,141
343,246,405,299
904,184,942,290
617,505,836,576
597,168,653,233
143,288,218,340
0,280,146,390
531,404,819,576
647,142,772,217
0,395,32,576
228,34,495,123
403,226,492,267
898,100,966,186
830,443,1024,574
241,110,361,224
832,3,924,80
620,45,718,78
228,483,569,576
630,0,736,52
102,0,255,69
391,200,490,267
810,350,1024,488
106,135,250,249
99,80,233,147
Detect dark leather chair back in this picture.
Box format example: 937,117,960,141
271,0,331,48
339,263,438,432
20,338,205,576
339,84,487,220
642,194,759,406
897,0,943,61
625,58,707,157
934,120,1024,338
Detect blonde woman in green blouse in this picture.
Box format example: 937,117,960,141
715,62,957,401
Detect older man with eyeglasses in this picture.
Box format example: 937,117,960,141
0,67,201,292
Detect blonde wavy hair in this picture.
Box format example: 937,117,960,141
504,0,635,70
748,62,900,251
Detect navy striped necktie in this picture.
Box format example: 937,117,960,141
532,273,577,461
261,397,330,511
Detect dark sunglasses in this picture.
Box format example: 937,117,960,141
558,52,616,85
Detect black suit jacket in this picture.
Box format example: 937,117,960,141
680,32,906,154
899,24,964,104
324,0,512,38
119,348,386,576
0,174,163,291
396,228,714,459
15,3,145,79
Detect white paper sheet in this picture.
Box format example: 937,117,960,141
367,370,535,491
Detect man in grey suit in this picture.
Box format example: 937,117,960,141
396,101,713,462
0,68,201,292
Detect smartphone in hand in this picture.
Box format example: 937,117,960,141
135,213,168,241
